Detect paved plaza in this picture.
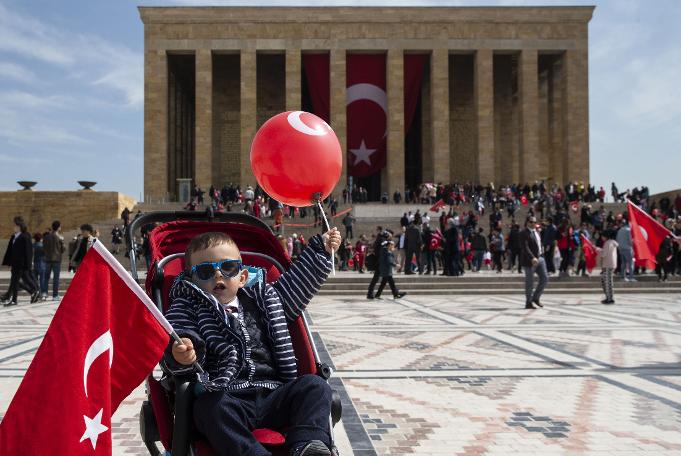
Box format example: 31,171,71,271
1,292,681,455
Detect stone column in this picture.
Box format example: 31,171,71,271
475,49,495,185
195,49,212,189
564,49,589,184
386,49,404,195
240,49,257,187
285,49,301,112
143,49,168,201
519,49,540,184
330,49,347,197
431,48,450,184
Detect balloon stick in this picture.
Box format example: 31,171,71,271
316,199,336,276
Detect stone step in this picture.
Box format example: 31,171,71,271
318,287,681,295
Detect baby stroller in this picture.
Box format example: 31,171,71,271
126,211,341,456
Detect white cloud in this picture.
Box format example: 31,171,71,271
0,61,37,83
0,2,142,108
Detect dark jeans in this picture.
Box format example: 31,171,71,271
425,250,437,274
193,375,332,456
43,261,61,297
8,266,38,301
345,226,353,239
508,250,521,272
493,251,504,272
524,257,548,305
544,245,556,273
367,269,380,297
404,249,421,273
376,276,398,297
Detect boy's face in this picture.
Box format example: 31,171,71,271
188,242,248,304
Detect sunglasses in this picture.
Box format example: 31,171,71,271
190,259,243,281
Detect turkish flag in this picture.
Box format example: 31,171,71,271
0,241,170,455
346,54,387,178
581,234,597,273
429,198,446,212
627,200,673,269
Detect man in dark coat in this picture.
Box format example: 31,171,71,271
520,216,548,309
2,216,39,306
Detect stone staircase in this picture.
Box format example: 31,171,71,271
318,271,681,296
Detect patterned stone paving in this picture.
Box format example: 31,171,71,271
2,293,681,455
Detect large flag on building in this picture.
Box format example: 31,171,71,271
627,200,673,270
0,241,171,455
346,54,387,178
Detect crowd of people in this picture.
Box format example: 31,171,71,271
2,181,679,307
336,189,681,294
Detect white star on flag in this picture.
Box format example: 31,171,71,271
80,408,108,450
349,140,376,166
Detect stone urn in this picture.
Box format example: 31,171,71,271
78,181,97,190
17,181,37,191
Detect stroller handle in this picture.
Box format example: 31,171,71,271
125,211,274,282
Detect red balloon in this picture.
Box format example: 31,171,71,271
250,111,342,207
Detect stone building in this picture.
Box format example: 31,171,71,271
140,6,593,201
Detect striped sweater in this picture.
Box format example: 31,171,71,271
161,234,332,392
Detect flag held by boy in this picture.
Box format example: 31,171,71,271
0,241,171,455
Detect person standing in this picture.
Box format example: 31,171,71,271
1,216,39,306
598,230,618,304
470,228,487,272
367,227,389,298
70,224,96,272
374,240,406,299
507,223,521,273
342,212,355,240
32,233,46,301
490,228,505,273
404,221,423,274
616,219,635,281
542,217,558,274
111,224,123,255
656,235,675,282
520,216,548,309
42,220,64,301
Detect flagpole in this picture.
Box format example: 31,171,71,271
91,241,205,374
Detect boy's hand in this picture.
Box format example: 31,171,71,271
172,337,196,365
323,227,342,254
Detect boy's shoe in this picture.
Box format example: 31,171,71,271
290,440,331,456
366,293,374,300
601,299,615,305
3,301,17,307
394,292,407,299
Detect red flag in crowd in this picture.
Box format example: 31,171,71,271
429,198,446,212
0,242,171,455
581,234,598,273
627,200,673,270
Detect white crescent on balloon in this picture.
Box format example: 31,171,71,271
346,83,388,138
83,330,114,398
287,111,329,136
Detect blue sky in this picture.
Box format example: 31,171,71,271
0,0,679,199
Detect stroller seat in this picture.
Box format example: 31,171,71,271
130,216,340,456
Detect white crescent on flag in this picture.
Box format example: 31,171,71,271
83,330,113,398
639,226,648,241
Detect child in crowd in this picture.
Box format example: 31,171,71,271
162,227,341,456
598,230,618,304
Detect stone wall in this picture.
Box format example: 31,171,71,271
0,191,137,237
